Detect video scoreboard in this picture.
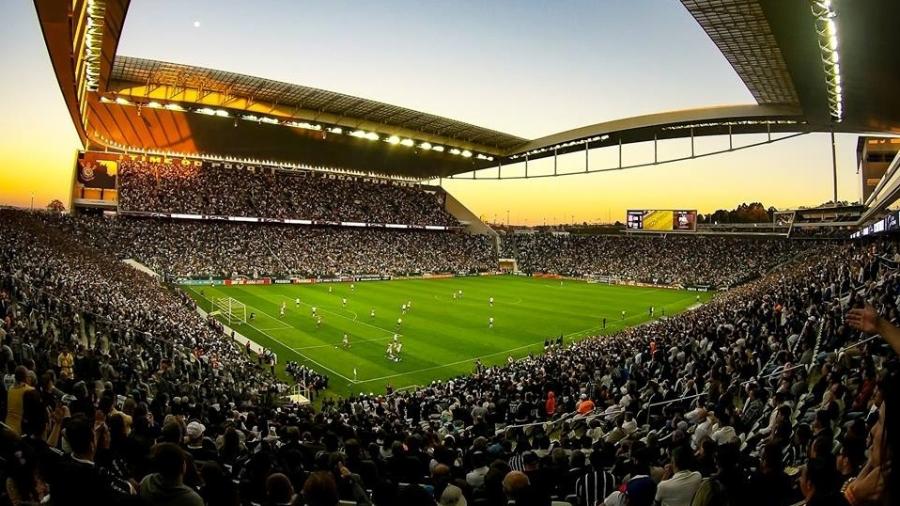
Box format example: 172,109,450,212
627,209,697,231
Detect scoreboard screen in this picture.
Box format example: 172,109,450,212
627,210,697,231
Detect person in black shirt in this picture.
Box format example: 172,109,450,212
51,414,135,505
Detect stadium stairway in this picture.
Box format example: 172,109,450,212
437,186,498,237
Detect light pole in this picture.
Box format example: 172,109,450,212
30,193,34,212
506,210,510,226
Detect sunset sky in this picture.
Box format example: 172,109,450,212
0,0,862,224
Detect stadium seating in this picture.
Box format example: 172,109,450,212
500,233,818,288
1,207,897,506
117,159,459,226
51,214,497,278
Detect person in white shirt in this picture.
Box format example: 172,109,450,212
655,447,702,506
691,408,714,450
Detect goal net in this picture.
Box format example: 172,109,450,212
213,297,247,325
586,274,616,284
498,258,518,273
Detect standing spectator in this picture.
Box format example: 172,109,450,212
139,443,204,506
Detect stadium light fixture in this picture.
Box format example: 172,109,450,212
146,101,162,109
387,135,401,145
365,132,379,141
197,108,216,116
432,145,444,152
449,148,461,155
400,138,415,147
242,114,259,121
259,116,279,124
83,0,105,92
115,97,130,105
419,142,432,150
810,0,843,122
328,127,343,134
461,150,472,158
286,121,322,131
214,109,230,118
164,103,185,111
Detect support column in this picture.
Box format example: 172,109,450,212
831,131,838,203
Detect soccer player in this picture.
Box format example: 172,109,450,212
602,317,606,329
401,304,407,315
621,310,626,320
394,342,403,362
696,294,701,303
393,334,399,343
342,298,347,307
280,305,285,318
342,333,350,349
489,297,494,307
396,317,403,329
328,286,333,293
370,308,376,318
295,297,300,307
452,292,457,300
350,283,355,291
649,306,654,317
316,316,322,328
407,300,412,311
458,289,463,298
489,316,494,329
311,306,317,316
386,342,393,360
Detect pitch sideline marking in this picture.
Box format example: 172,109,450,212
187,287,354,383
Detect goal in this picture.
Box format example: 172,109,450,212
586,274,616,284
212,297,247,325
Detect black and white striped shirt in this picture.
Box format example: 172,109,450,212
575,468,617,506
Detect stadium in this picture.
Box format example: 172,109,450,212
1,1,899,506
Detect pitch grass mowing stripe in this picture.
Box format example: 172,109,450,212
184,276,712,396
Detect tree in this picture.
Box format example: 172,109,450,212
47,199,65,213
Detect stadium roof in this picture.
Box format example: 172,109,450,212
35,0,900,178
109,56,527,153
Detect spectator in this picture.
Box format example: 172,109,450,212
655,446,702,506
140,443,204,506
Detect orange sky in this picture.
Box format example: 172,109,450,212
0,0,864,223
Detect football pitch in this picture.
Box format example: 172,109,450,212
183,276,712,396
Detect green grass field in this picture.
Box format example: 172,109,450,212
183,276,712,396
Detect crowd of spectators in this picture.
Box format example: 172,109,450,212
1,207,897,506
284,362,329,400
117,160,458,227
501,233,818,287
51,214,497,279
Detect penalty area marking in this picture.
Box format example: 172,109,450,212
186,287,354,383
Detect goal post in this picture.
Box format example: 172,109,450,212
213,297,247,325
498,258,518,273
586,274,616,284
